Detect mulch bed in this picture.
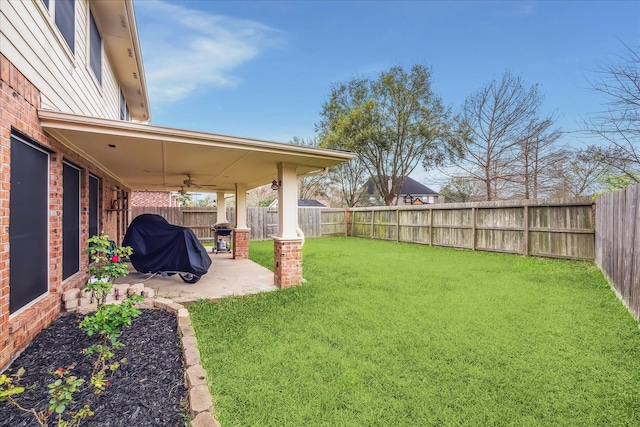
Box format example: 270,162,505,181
0,309,187,426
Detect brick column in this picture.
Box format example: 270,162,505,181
273,237,303,288
233,228,250,260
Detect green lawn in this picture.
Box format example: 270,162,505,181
189,237,640,426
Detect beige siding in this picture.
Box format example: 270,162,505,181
0,0,120,118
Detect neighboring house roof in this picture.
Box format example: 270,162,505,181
298,199,327,207
400,177,438,195
269,199,327,208
366,176,439,195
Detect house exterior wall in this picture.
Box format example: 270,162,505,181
397,194,441,205
0,54,129,371
131,191,179,207
0,0,121,119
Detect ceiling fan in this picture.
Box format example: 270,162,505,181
183,174,217,189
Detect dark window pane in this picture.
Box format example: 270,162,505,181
89,10,101,83
10,135,49,314
63,162,81,280
55,0,75,53
42,0,49,9
89,174,100,239
120,90,125,120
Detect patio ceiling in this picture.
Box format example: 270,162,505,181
38,110,355,192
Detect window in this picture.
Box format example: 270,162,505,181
10,133,50,314
42,0,50,9
120,90,129,121
55,0,75,53
89,10,102,84
63,161,81,280
89,174,100,240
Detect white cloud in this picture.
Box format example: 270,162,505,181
135,0,283,106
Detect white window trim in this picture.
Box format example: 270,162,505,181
34,0,77,65
9,134,51,319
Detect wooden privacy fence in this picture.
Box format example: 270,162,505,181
596,184,640,321
130,206,346,241
132,200,595,260
348,197,595,260
130,207,233,241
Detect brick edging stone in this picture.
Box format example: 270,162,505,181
68,286,220,427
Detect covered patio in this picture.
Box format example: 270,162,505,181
39,109,354,287
114,252,277,303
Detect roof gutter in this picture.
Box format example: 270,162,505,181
298,167,329,178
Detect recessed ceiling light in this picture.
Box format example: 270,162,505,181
108,144,116,148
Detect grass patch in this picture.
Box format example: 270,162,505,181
189,237,640,426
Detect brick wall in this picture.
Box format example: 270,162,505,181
233,229,250,260
131,191,178,207
273,238,303,288
0,55,129,371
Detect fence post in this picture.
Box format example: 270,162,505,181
370,210,374,238
523,204,529,256
471,207,476,250
429,207,434,246
345,208,350,237
396,208,400,242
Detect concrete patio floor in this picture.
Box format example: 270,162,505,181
114,251,278,303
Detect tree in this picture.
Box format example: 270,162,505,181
194,196,214,207
290,136,330,200
446,72,557,200
247,184,275,207
326,156,369,207
177,193,192,206
511,117,563,199
318,65,460,206
548,147,610,197
585,44,640,183
439,177,482,203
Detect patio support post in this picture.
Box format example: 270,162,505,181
273,162,303,288
216,191,228,224
233,183,250,260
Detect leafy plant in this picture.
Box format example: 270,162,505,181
0,366,93,427
84,233,132,305
1,235,144,426
79,294,142,383
79,294,143,346
0,368,26,401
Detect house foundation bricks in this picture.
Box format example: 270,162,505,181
0,56,128,371
273,237,303,288
233,228,250,260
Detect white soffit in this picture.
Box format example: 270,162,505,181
91,0,150,121
38,110,355,192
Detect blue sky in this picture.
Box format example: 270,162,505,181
134,0,639,187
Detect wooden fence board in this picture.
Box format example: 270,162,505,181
596,184,640,322
133,196,596,262
348,197,594,261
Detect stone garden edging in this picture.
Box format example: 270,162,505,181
64,284,220,427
